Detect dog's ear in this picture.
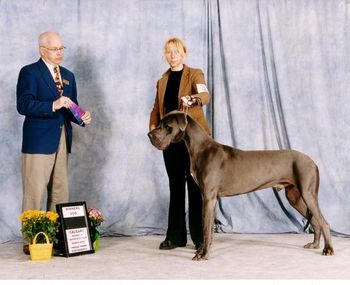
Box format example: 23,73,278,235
177,113,188,131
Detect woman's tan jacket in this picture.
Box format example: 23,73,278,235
149,64,211,135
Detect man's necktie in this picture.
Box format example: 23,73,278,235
53,66,63,96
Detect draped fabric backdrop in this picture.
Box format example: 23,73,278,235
0,0,349,243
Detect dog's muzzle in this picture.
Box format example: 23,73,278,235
147,131,163,149
148,130,172,150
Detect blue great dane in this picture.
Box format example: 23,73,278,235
148,111,334,260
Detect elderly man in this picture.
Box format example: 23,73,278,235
16,31,92,254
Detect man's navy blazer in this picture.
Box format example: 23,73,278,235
17,58,80,154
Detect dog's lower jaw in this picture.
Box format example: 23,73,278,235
150,141,169,150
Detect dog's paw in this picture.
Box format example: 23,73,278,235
322,245,334,256
192,248,209,261
303,242,320,249
192,253,208,261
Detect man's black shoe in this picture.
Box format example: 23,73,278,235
195,242,203,250
159,240,186,250
23,245,30,255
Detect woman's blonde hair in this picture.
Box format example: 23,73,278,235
163,38,188,59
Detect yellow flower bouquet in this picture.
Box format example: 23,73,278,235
19,210,60,244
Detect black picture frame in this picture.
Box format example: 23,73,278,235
56,201,94,257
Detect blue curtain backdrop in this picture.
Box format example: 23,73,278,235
0,0,349,243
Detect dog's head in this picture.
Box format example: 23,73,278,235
147,111,188,150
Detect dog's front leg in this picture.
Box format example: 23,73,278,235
193,190,217,261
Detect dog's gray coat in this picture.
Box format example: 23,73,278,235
148,111,334,260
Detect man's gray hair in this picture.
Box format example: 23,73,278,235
38,31,60,46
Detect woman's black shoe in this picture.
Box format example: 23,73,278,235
159,240,186,250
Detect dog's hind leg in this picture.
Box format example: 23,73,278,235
300,191,334,255
299,168,334,255
285,185,321,249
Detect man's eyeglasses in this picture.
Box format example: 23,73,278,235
41,46,66,52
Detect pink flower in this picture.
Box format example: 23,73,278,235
88,208,104,228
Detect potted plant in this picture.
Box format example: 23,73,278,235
87,208,104,251
19,210,60,260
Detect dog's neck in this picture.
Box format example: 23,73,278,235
183,117,214,157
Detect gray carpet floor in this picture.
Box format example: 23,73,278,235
0,233,349,280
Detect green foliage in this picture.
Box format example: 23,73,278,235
19,210,60,244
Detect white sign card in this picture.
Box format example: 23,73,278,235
56,201,94,257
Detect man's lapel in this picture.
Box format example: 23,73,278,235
38,59,60,99
60,68,70,97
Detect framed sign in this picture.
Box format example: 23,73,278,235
56,201,94,257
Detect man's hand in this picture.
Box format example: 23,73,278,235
81,111,92,125
53,96,74,111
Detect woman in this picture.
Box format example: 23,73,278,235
149,38,211,250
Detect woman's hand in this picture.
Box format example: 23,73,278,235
181,96,197,107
